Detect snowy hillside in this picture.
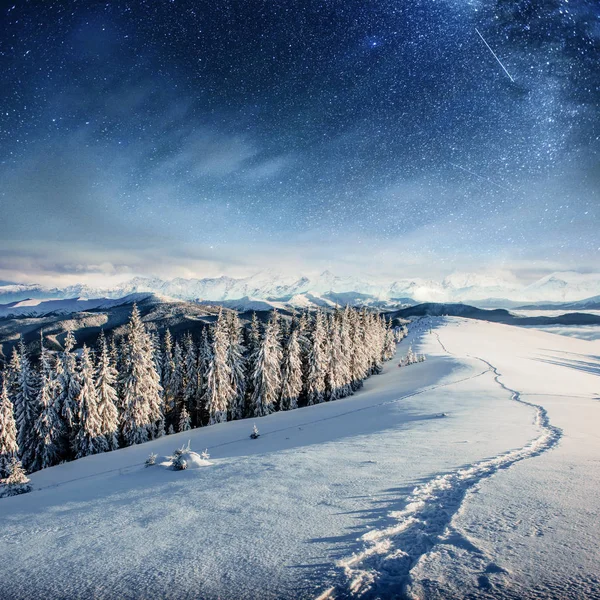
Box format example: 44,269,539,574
2,270,600,306
1,319,598,599
0,293,165,318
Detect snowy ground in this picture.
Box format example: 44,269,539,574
1,318,599,599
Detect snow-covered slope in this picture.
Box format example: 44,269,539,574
2,270,600,306
1,319,598,599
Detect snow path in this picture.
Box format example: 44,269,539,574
318,328,563,600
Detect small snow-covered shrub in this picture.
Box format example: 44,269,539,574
250,424,260,439
145,453,157,467
168,441,211,471
171,442,190,470
0,458,32,498
172,455,188,471
398,346,426,368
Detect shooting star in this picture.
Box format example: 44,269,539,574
449,162,512,192
475,27,515,83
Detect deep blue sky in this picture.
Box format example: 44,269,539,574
0,0,598,286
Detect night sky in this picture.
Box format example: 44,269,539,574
0,0,598,286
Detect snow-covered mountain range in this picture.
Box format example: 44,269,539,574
1,270,600,310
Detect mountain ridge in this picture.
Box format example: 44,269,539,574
2,269,600,306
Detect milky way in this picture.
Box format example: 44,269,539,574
0,0,598,284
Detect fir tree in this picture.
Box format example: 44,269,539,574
74,345,108,458
250,313,282,417
6,346,21,402
178,405,191,432
12,340,38,470
325,313,350,401
169,341,185,429
161,329,175,398
348,308,368,391
150,330,163,384
183,334,200,421
195,327,212,426
205,310,235,425
280,328,302,411
119,304,163,446
306,310,327,405
244,313,262,415
383,317,397,361
95,331,119,450
30,336,64,471
337,307,354,397
57,330,81,458
109,335,120,371
0,457,31,497
296,311,311,404
226,312,246,420
0,377,18,477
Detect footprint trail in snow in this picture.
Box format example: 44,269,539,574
317,328,562,600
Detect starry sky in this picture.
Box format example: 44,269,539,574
0,0,598,286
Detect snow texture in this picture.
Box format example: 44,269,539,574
0,317,598,600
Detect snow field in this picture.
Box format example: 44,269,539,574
1,317,598,599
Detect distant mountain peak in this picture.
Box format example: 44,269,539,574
1,269,599,307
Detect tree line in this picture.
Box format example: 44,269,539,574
0,305,402,477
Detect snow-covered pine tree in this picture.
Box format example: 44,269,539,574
146,332,165,440
205,310,235,425
226,311,246,420
12,340,38,470
178,405,191,432
6,346,21,402
56,330,81,459
337,307,354,397
195,327,212,426
74,345,108,458
161,328,175,394
306,309,327,405
119,304,163,446
250,312,282,417
160,329,175,426
279,316,290,341
325,313,350,401
244,312,262,416
30,335,63,472
279,328,302,411
0,376,18,477
395,325,408,342
150,330,163,384
183,334,199,423
359,309,376,376
95,331,119,451
109,334,121,370
0,457,31,497
401,345,417,367
368,313,384,375
382,317,397,361
348,308,368,390
169,341,185,429
296,311,311,404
